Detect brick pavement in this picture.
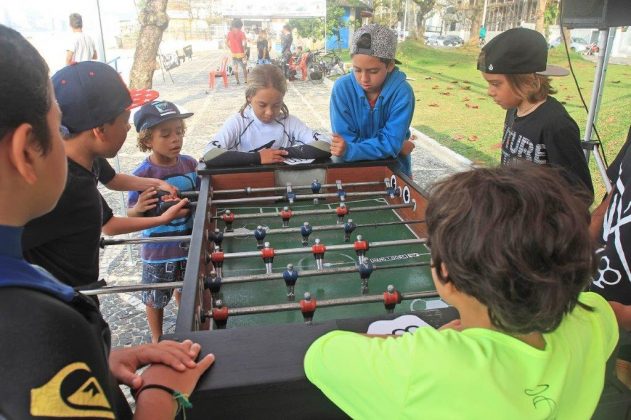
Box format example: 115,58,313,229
98,49,471,348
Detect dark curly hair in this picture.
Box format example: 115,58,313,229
426,162,596,334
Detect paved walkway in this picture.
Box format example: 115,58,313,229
98,50,471,347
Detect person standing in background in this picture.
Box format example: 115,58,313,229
66,13,97,65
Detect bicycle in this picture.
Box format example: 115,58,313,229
307,49,345,84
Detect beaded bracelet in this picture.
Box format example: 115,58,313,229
134,384,193,418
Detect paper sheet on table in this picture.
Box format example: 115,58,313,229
283,158,315,165
367,314,431,335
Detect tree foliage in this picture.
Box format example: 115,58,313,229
289,0,347,42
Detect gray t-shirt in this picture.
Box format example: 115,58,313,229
67,32,96,63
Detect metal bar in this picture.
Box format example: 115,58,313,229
222,239,426,259
221,290,440,316
212,190,391,205
212,203,414,220
81,261,431,295
100,220,425,247
214,181,383,195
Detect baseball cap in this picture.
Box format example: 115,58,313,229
477,27,569,76
133,100,194,132
351,24,402,65
52,61,149,135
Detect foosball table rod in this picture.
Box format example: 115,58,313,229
212,203,415,221
212,189,399,205
213,180,384,195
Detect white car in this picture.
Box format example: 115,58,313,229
549,36,588,51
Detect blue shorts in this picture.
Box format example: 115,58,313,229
141,261,186,309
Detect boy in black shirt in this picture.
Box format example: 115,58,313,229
477,27,593,196
0,24,213,419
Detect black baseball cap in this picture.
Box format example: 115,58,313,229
134,100,193,132
52,61,138,134
477,27,569,76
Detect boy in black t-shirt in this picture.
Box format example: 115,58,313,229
0,24,213,419
477,27,593,196
22,61,190,292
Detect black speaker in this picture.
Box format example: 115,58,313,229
562,0,631,29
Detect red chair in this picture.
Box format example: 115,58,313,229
298,53,310,81
209,56,229,89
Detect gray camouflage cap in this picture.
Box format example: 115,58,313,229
351,24,402,64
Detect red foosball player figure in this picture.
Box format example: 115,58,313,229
212,299,229,329
222,209,235,232
354,234,370,263
336,203,348,224
210,244,225,277
280,206,293,228
261,242,275,274
300,292,317,324
312,238,326,270
383,284,402,313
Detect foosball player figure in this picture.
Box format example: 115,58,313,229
300,292,317,324
354,234,370,263
383,284,402,313
254,225,266,249
312,238,326,270
385,179,396,199
261,242,275,274
280,206,293,227
283,263,299,300
301,221,313,246
336,180,346,202
209,227,224,248
210,245,225,277
212,299,229,329
336,203,348,224
205,271,222,295
358,259,374,294
222,209,235,232
344,219,357,242
311,179,322,204
286,185,296,204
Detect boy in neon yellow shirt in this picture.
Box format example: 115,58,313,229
304,162,618,419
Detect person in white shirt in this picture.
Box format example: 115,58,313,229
66,13,97,65
203,64,330,166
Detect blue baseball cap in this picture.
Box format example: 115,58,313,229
52,61,136,134
133,100,194,132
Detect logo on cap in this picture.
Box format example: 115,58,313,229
488,64,494,71
154,101,177,116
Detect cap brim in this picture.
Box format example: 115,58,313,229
129,89,160,109
140,112,195,131
537,64,569,77
394,58,402,65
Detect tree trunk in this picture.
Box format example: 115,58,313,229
535,0,547,34
467,1,482,46
129,0,170,89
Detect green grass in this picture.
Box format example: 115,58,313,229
394,41,631,198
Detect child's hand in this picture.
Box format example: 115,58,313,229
133,187,159,215
259,149,288,164
159,198,190,223
400,139,415,156
330,134,346,157
155,180,178,196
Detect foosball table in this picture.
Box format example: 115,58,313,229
160,159,458,418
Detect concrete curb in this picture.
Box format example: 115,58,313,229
411,127,473,171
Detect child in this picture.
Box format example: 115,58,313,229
203,64,331,166
256,29,271,65
22,61,189,293
226,18,247,85
304,162,618,418
0,23,213,419
128,100,198,343
477,27,593,195
330,24,416,177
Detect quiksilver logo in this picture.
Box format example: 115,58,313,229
30,362,114,419
489,64,494,71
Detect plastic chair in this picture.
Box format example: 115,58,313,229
209,56,229,89
298,53,310,81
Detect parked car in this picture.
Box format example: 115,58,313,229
443,35,464,47
549,36,588,51
426,35,445,46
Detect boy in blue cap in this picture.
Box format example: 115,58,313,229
128,100,201,343
0,24,214,419
22,60,189,294
329,24,416,177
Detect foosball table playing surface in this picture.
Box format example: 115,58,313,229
165,160,460,418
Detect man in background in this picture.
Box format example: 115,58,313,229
66,13,97,65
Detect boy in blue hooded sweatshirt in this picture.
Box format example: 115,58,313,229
330,24,415,176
